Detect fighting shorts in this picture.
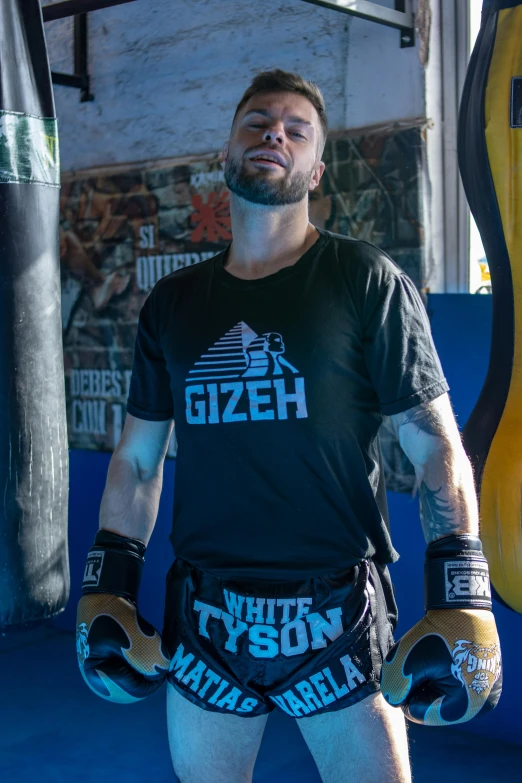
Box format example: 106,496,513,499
163,558,397,718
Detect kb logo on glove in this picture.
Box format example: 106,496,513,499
445,562,491,603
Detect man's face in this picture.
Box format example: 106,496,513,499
222,91,325,207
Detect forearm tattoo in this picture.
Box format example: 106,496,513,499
419,481,458,542
397,399,477,540
400,405,445,438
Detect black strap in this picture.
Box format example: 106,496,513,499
425,534,492,611
81,529,145,603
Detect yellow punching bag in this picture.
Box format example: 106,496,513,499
459,0,522,613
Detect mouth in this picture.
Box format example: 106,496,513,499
249,159,284,169
248,150,287,168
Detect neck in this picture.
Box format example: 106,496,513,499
225,195,319,279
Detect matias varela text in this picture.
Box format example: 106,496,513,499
185,377,308,424
168,588,367,717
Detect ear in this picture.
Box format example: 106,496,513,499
220,142,229,169
309,161,326,191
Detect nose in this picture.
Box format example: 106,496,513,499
262,124,284,144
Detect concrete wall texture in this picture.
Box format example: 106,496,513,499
42,0,426,171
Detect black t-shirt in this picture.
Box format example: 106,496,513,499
126,227,449,580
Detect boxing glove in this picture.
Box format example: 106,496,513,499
76,529,170,703
380,535,502,725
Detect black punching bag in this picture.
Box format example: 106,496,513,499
0,0,69,628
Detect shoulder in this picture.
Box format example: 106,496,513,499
322,230,403,280
154,253,220,294
157,256,215,287
140,252,222,329
321,231,407,297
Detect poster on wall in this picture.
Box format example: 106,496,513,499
61,121,426,490
60,151,229,459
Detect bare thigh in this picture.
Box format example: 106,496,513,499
166,683,269,783
297,691,411,783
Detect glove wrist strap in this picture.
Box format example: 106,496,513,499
81,529,145,603
424,534,492,611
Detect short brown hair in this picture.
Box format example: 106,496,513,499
231,68,328,160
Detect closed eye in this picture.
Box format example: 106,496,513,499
248,124,306,139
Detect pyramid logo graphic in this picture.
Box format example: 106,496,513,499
184,322,308,425
185,322,299,383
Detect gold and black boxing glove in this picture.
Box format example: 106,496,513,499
76,529,170,703
380,535,502,725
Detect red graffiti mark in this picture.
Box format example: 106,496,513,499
190,191,232,243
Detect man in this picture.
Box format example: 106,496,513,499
76,70,500,783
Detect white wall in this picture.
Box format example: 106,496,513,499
42,0,425,171
424,0,470,292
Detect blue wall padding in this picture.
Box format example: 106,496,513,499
55,293,522,746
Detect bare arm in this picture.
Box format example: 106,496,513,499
99,456,164,546
99,414,174,546
389,393,479,543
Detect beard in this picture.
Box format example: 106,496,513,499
224,154,313,206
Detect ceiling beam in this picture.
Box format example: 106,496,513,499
42,0,136,22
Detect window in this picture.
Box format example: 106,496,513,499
468,0,490,294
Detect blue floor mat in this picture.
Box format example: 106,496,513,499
0,625,520,782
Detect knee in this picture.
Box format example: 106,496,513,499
170,752,198,783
